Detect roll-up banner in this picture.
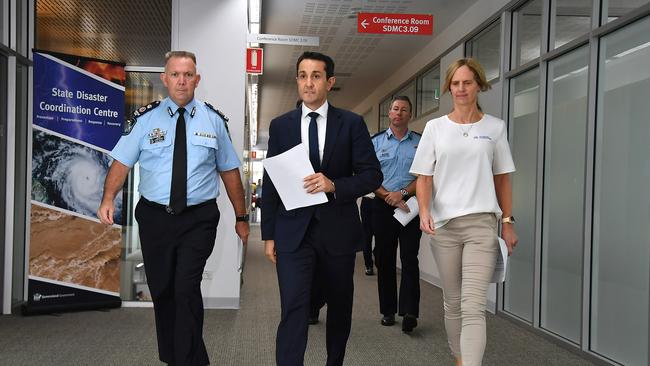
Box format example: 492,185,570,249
23,51,126,315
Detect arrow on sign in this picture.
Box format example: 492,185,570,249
361,19,368,29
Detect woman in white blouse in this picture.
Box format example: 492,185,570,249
410,58,518,366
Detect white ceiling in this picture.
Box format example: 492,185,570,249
256,0,479,148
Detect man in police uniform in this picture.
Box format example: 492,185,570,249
97,51,249,366
371,95,422,333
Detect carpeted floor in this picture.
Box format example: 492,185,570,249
0,225,596,365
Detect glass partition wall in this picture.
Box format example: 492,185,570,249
502,0,650,364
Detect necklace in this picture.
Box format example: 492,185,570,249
449,111,482,137
459,123,474,137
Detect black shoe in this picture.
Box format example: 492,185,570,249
365,266,375,276
402,314,417,332
381,315,395,326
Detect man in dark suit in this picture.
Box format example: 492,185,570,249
261,51,382,366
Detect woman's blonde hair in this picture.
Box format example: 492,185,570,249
442,58,491,95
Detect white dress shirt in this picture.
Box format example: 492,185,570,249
301,100,328,163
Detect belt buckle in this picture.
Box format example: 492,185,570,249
165,206,175,215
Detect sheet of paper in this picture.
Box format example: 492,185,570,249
393,196,419,226
490,237,509,283
262,143,328,211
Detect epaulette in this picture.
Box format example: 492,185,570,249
371,129,388,139
411,130,422,136
204,102,229,121
204,102,231,140
123,100,161,136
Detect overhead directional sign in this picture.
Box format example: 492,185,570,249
357,13,433,35
247,33,319,46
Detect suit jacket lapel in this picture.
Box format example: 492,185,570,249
289,108,302,147
321,105,342,171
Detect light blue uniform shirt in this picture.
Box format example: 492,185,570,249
372,128,421,192
110,97,241,205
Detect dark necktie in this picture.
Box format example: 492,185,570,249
308,112,320,172
169,107,187,214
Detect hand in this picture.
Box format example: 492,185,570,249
395,200,410,213
264,240,277,264
501,224,518,256
97,200,115,225
235,221,249,245
419,211,435,235
303,173,335,194
384,191,404,207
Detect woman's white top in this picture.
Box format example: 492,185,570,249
409,114,515,228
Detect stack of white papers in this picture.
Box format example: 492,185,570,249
490,237,509,283
262,144,328,211
392,196,419,226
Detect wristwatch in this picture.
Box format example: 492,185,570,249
501,216,515,224
235,214,250,222
399,188,408,197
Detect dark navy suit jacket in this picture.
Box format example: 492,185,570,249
261,104,382,255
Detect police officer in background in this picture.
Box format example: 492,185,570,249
98,51,249,366
371,95,422,332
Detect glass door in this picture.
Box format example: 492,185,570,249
120,70,166,302
0,54,7,308
11,62,28,308
504,67,540,322
591,15,650,365
540,45,589,343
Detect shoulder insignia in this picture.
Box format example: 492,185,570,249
122,118,137,136
124,101,161,135
204,102,229,121
371,129,388,139
132,100,160,118
412,131,422,136
205,101,232,141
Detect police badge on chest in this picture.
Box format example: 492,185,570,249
148,128,167,144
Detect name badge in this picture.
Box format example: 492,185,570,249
194,132,217,139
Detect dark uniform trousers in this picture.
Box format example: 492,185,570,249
372,198,422,317
360,197,374,269
135,198,220,366
276,217,356,366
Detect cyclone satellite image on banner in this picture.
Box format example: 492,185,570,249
31,129,123,223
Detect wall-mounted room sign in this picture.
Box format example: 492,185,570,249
247,33,319,46
357,13,433,35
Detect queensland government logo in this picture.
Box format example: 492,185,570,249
32,292,76,302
